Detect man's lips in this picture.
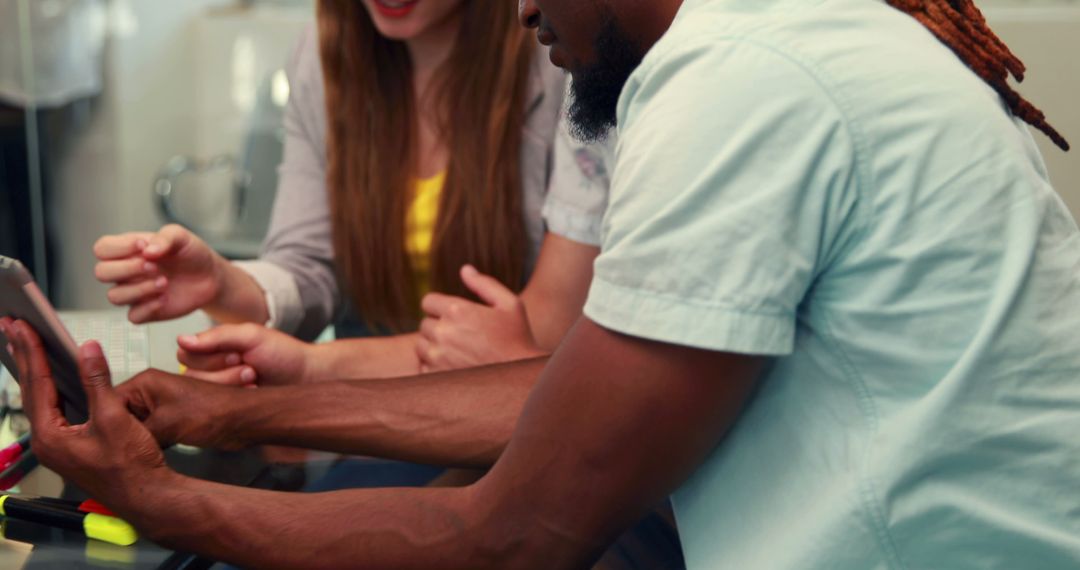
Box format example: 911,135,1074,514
537,28,566,68
537,28,556,47
548,46,567,69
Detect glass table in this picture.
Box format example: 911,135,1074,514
0,427,337,570
0,311,354,569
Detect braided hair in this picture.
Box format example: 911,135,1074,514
887,0,1069,151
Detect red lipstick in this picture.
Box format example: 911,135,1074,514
373,0,419,19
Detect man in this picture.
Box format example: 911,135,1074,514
3,0,1079,568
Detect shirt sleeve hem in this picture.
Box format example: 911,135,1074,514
542,198,604,246
233,260,304,334
583,275,795,356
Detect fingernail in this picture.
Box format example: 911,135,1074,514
143,262,157,273
144,244,162,255
155,276,168,289
240,367,257,383
179,335,198,346
225,353,241,366
5,344,12,356
136,239,148,250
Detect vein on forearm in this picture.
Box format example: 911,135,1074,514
134,474,494,570
234,357,549,468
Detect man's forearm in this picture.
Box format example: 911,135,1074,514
307,333,424,381
231,357,548,468
120,470,505,570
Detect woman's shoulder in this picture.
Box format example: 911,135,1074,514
521,42,567,155
524,43,567,120
286,25,327,109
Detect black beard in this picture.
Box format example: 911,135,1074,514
566,17,645,143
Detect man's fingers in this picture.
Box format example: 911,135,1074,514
0,318,13,352
93,233,154,261
178,324,263,354
176,348,242,372
107,277,167,306
183,366,256,386
460,264,518,309
10,320,42,381
11,321,65,428
77,341,120,415
95,258,157,284
142,224,191,260
0,318,25,382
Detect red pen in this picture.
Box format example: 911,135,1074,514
0,433,30,469
0,450,37,490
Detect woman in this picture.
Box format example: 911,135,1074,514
93,0,594,379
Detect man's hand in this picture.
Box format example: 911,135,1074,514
118,369,251,450
417,265,546,373
0,318,172,507
93,225,228,324
177,323,316,386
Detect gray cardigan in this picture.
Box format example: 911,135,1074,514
235,28,576,340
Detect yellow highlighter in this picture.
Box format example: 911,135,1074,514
0,495,138,546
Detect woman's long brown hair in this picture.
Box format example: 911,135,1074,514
318,0,534,331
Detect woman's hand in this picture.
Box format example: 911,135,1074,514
93,224,228,324
177,324,317,387
416,265,547,373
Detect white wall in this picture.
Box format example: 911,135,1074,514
51,1,311,309
988,7,1080,222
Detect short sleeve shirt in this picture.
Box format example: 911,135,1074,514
542,110,615,247
583,0,1080,568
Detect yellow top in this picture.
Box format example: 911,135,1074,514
405,171,446,298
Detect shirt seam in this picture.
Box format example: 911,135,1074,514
542,200,603,230
631,31,877,271
703,33,901,569
633,28,900,566
815,306,908,570
591,274,792,320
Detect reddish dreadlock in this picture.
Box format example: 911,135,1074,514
887,0,1070,151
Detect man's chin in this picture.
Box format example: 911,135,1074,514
563,17,644,143
566,94,617,143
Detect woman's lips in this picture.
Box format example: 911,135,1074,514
373,0,419,18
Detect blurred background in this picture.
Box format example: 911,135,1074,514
0,0,1076,310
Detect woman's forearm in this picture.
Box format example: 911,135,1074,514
201,262,272,325
307,333,424,381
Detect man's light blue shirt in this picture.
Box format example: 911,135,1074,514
583,0,1080,567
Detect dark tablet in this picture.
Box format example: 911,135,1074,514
0,256,87,424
